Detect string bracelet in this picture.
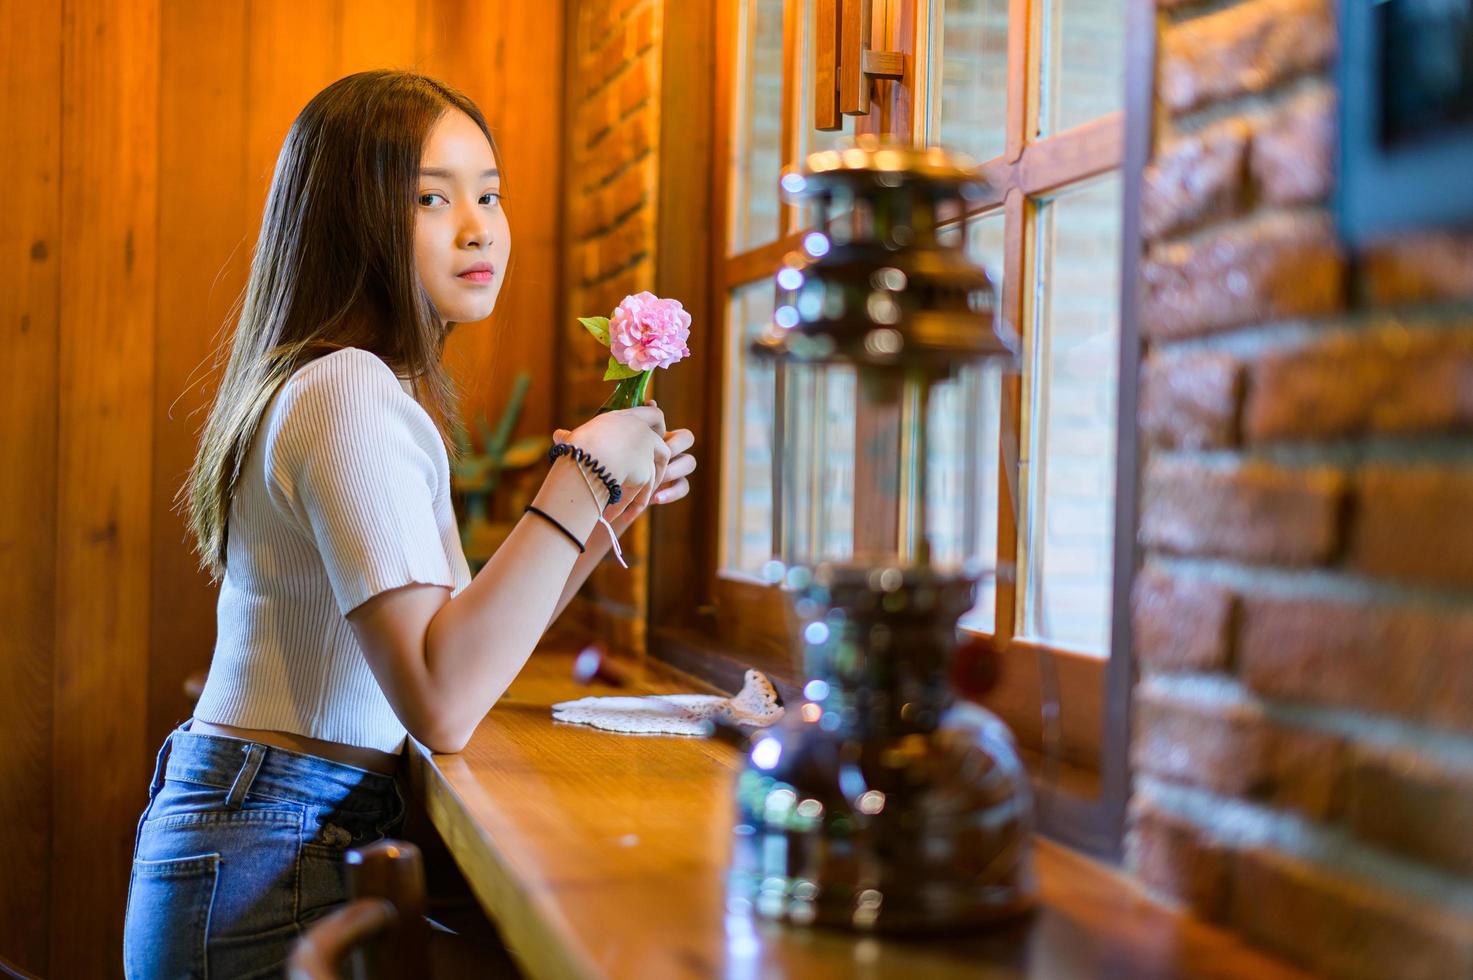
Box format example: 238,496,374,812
523,505,585,554
570,457,628,569
548,442,622,504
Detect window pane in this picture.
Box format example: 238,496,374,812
931,0,1009,162
1022,176,1121,655
721,280,778,576
958,210,1005,634
1038,0,1126,136
730,0,785,253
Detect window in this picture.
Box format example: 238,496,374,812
691,0,1133,854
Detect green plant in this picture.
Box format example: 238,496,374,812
450,370,551,566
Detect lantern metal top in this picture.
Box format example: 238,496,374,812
781,136,984,199
752,137,1014,370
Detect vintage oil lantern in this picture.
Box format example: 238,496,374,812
727,137,1035,933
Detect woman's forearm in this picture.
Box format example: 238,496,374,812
547,531,610,627
420,457,606,746
545,502,642,627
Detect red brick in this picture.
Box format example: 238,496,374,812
1139,351,1242,449
581,90,616,148
577,239,602,285
581,147,613,190
601,163,648,224
605,207,652,267
1142,119,1249,240
572,187,609,239
1126,792,1232,922
1134,680,1271,795
1250,87,1335,206
630,3,656,54
1132,567,1235,673
581,1,616,50
584,31,626,93
1159,0,1336,114
1230,845,1473,980
608,254,653,297
1238,593,1473,735
1351,466,1473,589
587,110,652,186
1243,328,1473,443
1140,213,1345,341
1133,679,1347,817
1140,458,1345,564
1261,723,1346,819
1347,742,1473,876
617,58,652,116
1363,231,1473,305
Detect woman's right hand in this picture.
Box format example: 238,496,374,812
556,404,671,502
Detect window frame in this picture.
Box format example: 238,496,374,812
647,0,1153,860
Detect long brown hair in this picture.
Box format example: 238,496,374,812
182,70,501,578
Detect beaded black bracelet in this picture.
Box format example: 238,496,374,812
523,504,585,554
547,442,622,504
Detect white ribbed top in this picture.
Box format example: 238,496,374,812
194,347,472,753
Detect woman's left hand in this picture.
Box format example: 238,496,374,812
608,425,695,531
551,422,695,532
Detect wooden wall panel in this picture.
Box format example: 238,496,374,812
0,4,565,973
52,0,160,976
341,0,418,71
419,0,561,451
149,0,250,778
246,0,342,226
0,0,61,972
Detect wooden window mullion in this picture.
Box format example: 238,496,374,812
993,187,1026,641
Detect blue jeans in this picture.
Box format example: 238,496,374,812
123,721,406,979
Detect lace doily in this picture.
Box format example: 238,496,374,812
552,669,785,736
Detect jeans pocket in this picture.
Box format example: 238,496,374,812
137,808,305,949
123,853,220,980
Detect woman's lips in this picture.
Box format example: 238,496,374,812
457,269,494,284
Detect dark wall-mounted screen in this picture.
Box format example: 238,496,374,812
1339,0,1473,243
1379,0,1473,147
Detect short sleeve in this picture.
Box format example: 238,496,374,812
264,349,455,616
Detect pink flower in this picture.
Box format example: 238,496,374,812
609,291,691,372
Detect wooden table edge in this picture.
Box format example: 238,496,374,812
408,739,604,980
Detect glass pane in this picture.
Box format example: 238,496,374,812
1022,175,1121,655
774,362,857,565
926,360,1003,578
730,0,786,253
721,280,779,576
1038,0,1126,136
958,210,1005,633
931,0,1009,162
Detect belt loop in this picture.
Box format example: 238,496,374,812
225,743,268,810
148,732,175,800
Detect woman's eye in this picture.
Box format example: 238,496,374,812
481,192,501,207
418,193,445,207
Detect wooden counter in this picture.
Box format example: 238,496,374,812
408,644,1306,980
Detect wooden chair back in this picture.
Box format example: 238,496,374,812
287,839,431,980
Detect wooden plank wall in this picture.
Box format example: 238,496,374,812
0,1,564,974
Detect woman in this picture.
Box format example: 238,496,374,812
123,69,695,978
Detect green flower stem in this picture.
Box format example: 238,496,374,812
596,369,653,415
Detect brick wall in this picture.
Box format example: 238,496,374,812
1126,0,1473,975
560,0,662,655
